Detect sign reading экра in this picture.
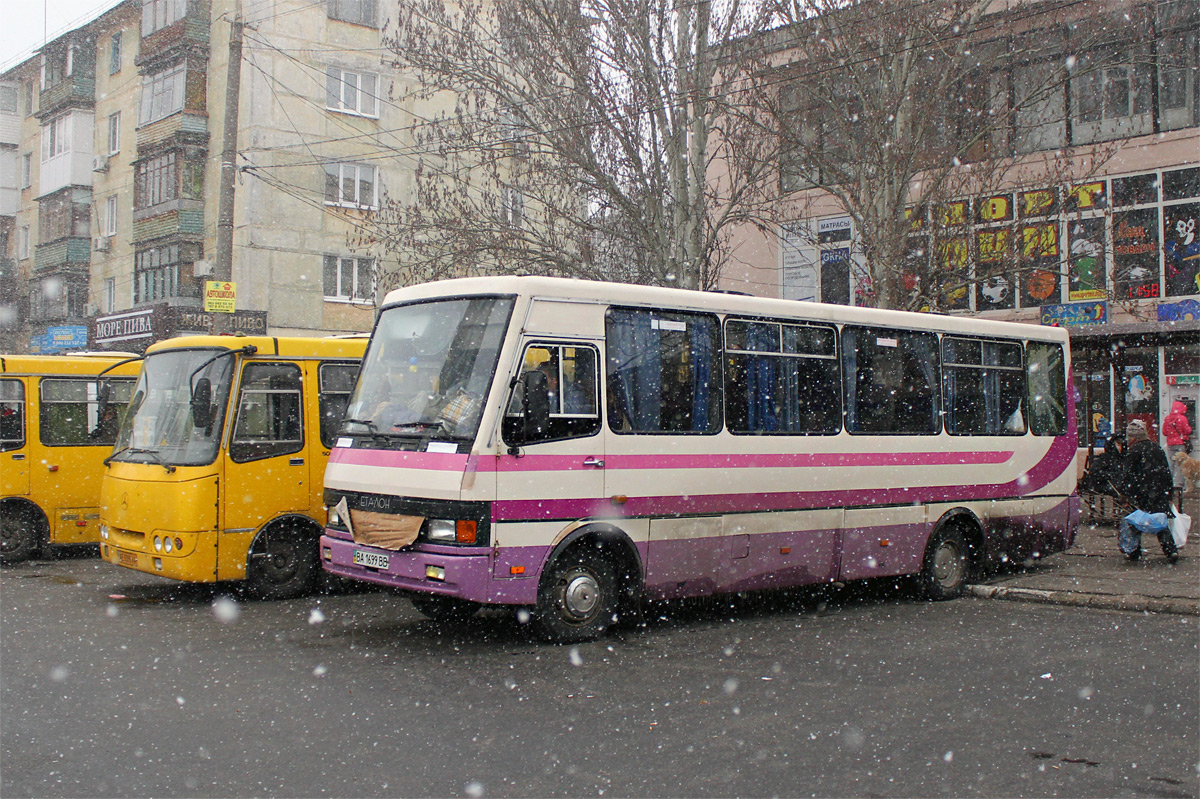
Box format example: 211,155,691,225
204,281,237,313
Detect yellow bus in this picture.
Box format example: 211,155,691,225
98,335,366,598
2,353,140,563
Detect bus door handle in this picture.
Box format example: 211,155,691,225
11,454,25,460
583,457,605,469
289,457,305,466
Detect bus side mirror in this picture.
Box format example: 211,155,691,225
191,378,213,430
521,370,550,442
97,380,111,417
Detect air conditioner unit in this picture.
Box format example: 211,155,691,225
92,155,109,173
93,235,111,252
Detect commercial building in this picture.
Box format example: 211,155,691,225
721,0,1199,452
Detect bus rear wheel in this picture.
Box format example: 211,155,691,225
920,526,970,600
1,506,42,564
245,527,317,600
533,548,617,643
411,595,480,624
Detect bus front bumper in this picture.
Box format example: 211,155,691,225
320,533,538,605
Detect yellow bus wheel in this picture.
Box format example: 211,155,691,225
1,504,44,564
244,525,318,600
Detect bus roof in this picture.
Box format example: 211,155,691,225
0,353,142,378
144,334,369,360
381,276,1070,344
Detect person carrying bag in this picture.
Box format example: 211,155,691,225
1118,419,1180,564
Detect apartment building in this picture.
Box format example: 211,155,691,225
721,0,1199,452
1,0,423,354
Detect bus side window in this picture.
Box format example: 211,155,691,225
230,362,304,462
943,337,1025,435
0,378,25,451
1027,342,1067,436
39,379,110,446
605,308,722,434
318,362,360,448
503,343,600,445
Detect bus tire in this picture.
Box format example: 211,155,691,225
533,547,617,643
244,524,318,600
1,504,44,564
411,595,481,624
920,526,969,600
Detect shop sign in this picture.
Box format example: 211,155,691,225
92,307,161,348
1157,298,1200,322
1041,301,1107,327
172,308,268,336
204,281,237,313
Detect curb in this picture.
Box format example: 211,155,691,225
966,584,1200,616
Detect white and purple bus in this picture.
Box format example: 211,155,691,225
320,276,1079,641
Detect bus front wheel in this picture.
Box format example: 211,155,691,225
411,595,480,624
533,548,617,643
1,505,43,564
245,527,317,600
920,526,970,600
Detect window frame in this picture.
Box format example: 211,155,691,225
325,67,379,117
229,362,305,463
323,162,378,209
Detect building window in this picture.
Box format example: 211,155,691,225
20,153,32,188
1071,51,1154,143
1011,62,1066,154
104,195,118,236
17,226,30,260
42,116,69,162
138,63,186,126
104,278,116,313
135,243,187,302
327,0,376,27
324,162,377,209
30,275,87,322
0,84,15,113
322,255,373,301
110,32,123,74
23,81,34,116
135,152,178,208
107,112,121,154
325,68,378,117
142,0,188,36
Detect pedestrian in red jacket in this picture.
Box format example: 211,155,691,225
1163,400,1193,491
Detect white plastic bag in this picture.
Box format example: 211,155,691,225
1169,505,1190,548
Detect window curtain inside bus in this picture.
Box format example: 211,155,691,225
607,310,662,430
691,325,714,431
909,333,940,432
843,329,860,432
746,325,777,432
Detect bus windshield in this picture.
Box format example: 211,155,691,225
343,296,514,444
110,348,236,467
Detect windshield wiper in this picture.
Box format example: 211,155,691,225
105,447,176,473
341,418,379,434
392,420,445,432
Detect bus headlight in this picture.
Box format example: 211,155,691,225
163,537,173,553
427,520,456,542
426,519,478,545
99,525,109,540
327,505,342,528
153,536,163,552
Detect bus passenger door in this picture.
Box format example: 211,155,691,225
0,378,30,498
496,342,606,555
220,361,308,578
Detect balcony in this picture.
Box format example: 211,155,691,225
39,75,96,119
34,237,91,272
136,111,209,152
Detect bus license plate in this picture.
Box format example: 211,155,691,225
117,550,138,567
353,550,389,570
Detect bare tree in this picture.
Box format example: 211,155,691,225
754,0,1137,311
359,0,780,292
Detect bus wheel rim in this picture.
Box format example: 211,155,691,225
563,572,600,620
933,542,964,585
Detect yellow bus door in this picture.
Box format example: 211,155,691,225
217,360,308,580
0,377,30,498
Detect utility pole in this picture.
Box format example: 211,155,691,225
211,11,243,334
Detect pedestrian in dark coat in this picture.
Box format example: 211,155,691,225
1118,418,1179,563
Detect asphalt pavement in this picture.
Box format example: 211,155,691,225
968,512,1199,616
